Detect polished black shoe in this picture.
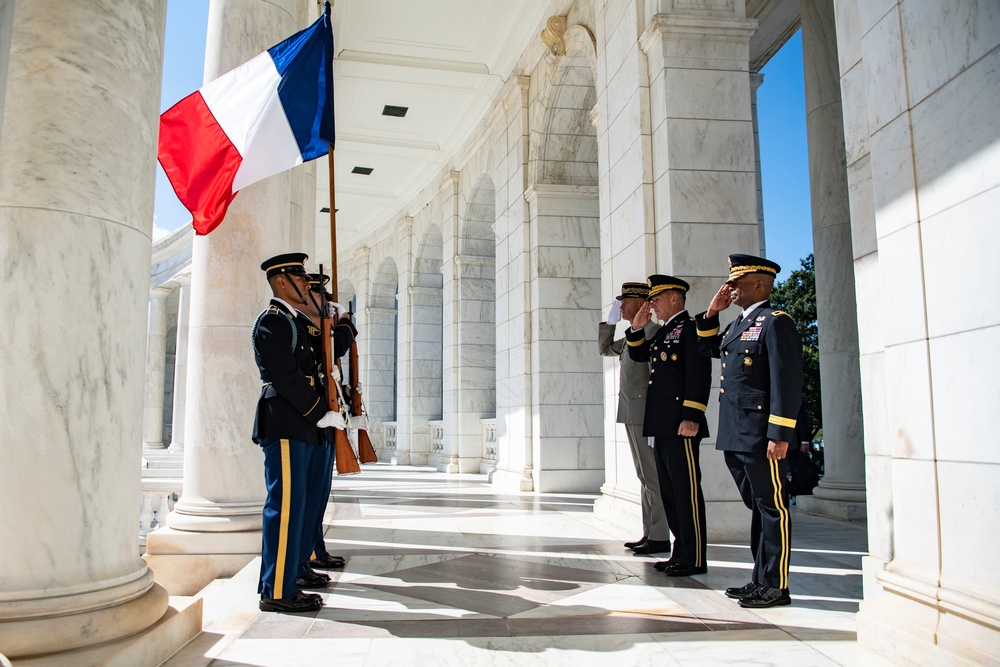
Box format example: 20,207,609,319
664,562,708,577
738,586,791,608
631,540,671,555
624,536,648,550
653,559,677,572
296,571,331,589
725,582,758,599
310,553,346,569
259,591,323,613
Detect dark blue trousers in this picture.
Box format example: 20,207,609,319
258,438,314,599
654,437,707,568
301,439,335,571
724,450,792,590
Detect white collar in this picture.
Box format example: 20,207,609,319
741,300,767,320
273,297,297,314
662,309,687,327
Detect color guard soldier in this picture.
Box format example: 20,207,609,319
598,282,673,555
626,276,712,576
695,254,803,608
297,273,356,574
253,253,346,613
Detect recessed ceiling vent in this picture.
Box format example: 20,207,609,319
351,166,374,175
382,104,409,117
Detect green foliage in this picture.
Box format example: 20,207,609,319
770,254,821,440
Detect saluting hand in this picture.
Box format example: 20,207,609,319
706,283,733,318
767,440,789,460
631,302,652,330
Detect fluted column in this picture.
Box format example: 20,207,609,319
168,276,192,453
0,0,168,657
146,0,310,595
142,286,172,449
795,0,866,520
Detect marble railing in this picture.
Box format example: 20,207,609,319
139,479,180,551
381,421,397,457
481,418,497,462
428,420,444,454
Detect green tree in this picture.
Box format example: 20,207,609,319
769,254,821,441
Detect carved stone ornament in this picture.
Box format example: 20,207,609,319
540,16,568,57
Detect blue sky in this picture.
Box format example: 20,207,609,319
155,4,812,280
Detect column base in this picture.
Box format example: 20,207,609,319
0,583,169,660
595,489,751,542
428,453,484,474
796,482,867,521
490,465,534,492
12,594,201,667
145,526,261,595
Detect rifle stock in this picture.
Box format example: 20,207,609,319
321,312,360,475
350,340,378,464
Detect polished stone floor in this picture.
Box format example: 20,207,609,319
166,465,891,667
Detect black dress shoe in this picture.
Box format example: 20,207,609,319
664,562,708,577
296,571,331,589
738,586,791,608
725,582,758,599
624,536,648,550
310,553,346,569
259,591,324,613
631,539,671,555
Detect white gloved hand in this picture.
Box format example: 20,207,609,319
606,299,622,325
328,301,348,318
317,410,347,430
329,366,342,384
355,382,362,396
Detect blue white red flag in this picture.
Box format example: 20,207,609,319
158,9,334,235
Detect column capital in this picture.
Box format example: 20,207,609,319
640,14,757,69
149,285,172,299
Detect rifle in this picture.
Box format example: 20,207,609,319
348,316,377,464
319,262,360,475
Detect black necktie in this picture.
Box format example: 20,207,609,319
734,312,744,327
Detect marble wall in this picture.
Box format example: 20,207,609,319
833,0,1000,663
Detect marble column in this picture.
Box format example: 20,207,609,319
168,276,192,453
0,0,169,658
750,72,766,256
795,0,866,520
145,0,309,596
143,286,172,449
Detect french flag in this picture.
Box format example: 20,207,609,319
158,9,334,235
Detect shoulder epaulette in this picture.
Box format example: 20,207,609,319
251,307,297,354
772,310,788,317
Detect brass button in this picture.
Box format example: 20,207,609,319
650,369,655,374
722,363,726,368
758,405,763,410
720,375,725,381
648,380,653,385
725,351,729,356
720,388,725,394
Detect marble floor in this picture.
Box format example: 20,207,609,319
165,465,891,667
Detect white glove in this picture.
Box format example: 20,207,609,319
329,366,342,384
647,436,655,449
355,382,363,396
606,299,622,325
325,301,348,318
317,410,347,430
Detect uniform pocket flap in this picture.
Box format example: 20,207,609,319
736,391,768,411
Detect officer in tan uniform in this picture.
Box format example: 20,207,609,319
599,282,673,555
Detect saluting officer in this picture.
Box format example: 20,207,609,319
598,282,673,556
695,254,803,608
253,253,346,613
626,276,712,576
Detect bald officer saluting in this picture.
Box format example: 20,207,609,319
695,254,803,609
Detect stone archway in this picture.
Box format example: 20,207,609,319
367,257,399,459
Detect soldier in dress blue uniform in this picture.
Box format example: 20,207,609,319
695,254,803,608
296,273,357,575
626,276,712,576
253,253,347,613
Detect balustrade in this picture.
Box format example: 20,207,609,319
381,421,397,459
428,420,444,454
481,418,497,467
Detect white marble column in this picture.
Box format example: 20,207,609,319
168,276,192,453
750,72,767,256
0,0,169,658
795,0,866,520
146,0,309,596
143,286,172,449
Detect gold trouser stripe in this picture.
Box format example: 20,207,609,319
697,326,719,337
626,337,644,347
769,458,791,590
682,400,707,412
769,414,797,428
685,438,702,567
274,439,292,599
